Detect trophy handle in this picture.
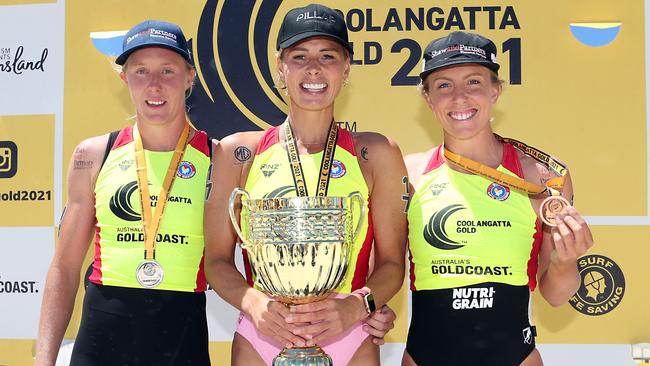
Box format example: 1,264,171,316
229,188,252,250
348,191,366,242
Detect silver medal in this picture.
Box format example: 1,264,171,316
136,260,164,288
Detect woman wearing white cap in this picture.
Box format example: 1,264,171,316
35,20,212,365
402,31,594,365
205,3,407,366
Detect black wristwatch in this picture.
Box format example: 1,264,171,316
353,287,376,313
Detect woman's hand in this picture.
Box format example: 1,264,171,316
550,206,594,269
247,291,307,348
285,295,368,346
363,304,396,345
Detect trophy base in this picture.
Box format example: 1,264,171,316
272,346,333,366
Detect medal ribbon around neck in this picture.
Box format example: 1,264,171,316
443,133,568,197
134,122,190,261
283,119,338,197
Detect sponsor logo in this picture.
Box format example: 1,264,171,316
0,46,48,75
126,28,178,45
109,181,195,221
423,204,465,250
177,161,196,179
451,286,495,310
569,254,625,316
487,182,510,201
296,11,337,23
119,159,135,171
109,181,141,221
428,182,448,196
261,163,279,177
330,160,346,178
115,227,189,245
522,326,535,344
0,141,18,178
432,259,512,277
0,273,39,294
264,185,295,199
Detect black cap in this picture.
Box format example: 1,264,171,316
116,20,191,66
277,3,353,54
420,31,499,81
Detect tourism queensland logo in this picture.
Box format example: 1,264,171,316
0,141,18,178
569,254,625,316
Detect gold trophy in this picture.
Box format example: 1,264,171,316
229,188,366,366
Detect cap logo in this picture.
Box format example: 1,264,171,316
296,11,336,23
430,44,487,60
126,28,178,45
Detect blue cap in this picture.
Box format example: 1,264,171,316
115,20,191,65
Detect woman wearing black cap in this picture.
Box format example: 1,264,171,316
205,3,407,366
403,31,594,366
35,20,212,365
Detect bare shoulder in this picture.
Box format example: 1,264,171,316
70,133,112,174
214,130,265,163
352,131,402,158
404,149,435,184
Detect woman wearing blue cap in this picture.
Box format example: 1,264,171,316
402,31,594,366
205,3,407,366
35,20,212,365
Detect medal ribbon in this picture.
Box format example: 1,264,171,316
134,122,190,260
443,134,567,196
283,119,338,197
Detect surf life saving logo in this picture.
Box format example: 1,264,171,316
177,161,196,179
423,204,466,250
569,254,625,316
487,182,510,201
330,160,346,179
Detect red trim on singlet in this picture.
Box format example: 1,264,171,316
501,142,543,291
351,203,374,291
188,130,210,157
336,128,357,156
254,126,357,156
195,255,207,291
256,126,280,155
501,143,524,178
423,145,444,174
112,126,134,150
527,219,543,291
408,241,417,291
89,216,103,284
112,126,209,156
242,248,254,287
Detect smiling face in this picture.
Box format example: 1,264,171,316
120,47,195,127
277,37,350,114
423,64,501,141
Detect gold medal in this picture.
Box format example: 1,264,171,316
539,196,570,227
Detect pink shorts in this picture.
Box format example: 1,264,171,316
235,304,370,365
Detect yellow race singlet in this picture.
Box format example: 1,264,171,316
91,126,210,292
243,126,372,293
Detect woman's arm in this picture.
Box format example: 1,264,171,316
204,133,306,348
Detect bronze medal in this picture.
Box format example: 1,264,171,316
539,196,570,227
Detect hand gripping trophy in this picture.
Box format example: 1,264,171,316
229,189,365,365
228,121,366,366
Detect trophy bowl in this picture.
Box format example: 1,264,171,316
229,188,366,366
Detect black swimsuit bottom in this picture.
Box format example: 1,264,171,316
406,282,536,366
70,282,210,366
